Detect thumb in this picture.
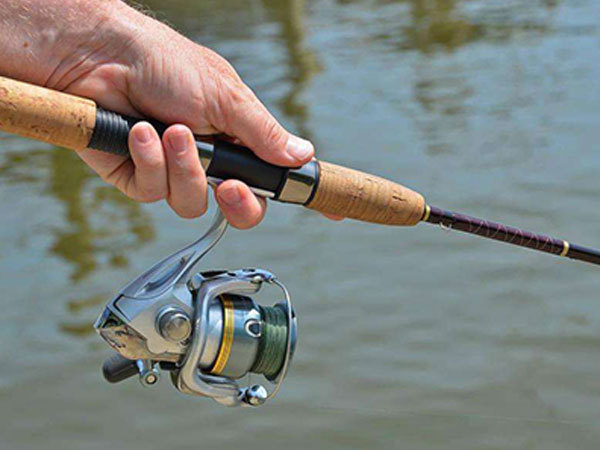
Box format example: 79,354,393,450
223,84,314,167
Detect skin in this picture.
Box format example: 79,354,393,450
0,0,342,228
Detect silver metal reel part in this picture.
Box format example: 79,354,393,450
94,207,296,407
173,268,295,407
94,208,228,361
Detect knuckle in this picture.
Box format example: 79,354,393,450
171,161,204,180
202,48,240,80
99,171,116,185
140,155,164,172
169,194,207,219
213,79,248,131
262,118,286,150
175,205,206,219
135,187,166,203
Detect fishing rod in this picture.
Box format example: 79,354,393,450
1,75,598,266
2,75,599,408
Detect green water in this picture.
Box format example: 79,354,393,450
2,1,600,448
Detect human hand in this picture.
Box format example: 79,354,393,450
33,1,319,228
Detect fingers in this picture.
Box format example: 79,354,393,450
127,122,168,202
127,123,266,226
127,122,334,228
163,125,208,219
223,83,315,167
215,180,267,229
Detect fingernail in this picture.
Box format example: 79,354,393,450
134,124,153,144
286,135,314,161
219,185,242,207
167,129,189,154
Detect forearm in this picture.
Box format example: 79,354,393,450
0,0,146,88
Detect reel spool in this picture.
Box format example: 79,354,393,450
93,210,296,407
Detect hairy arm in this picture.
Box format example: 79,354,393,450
0,1,136,86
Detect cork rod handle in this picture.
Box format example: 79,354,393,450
307,161,425,226
0,76,96,150
0,75,426,226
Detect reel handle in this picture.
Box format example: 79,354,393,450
0,76,425,226
102,353,139,384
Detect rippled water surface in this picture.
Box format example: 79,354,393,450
2,1,600,449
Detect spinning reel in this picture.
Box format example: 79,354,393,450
94,209,296,407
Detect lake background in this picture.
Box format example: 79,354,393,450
1,0,600,448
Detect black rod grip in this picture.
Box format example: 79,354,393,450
209,139,287,194
102,353,139,383
89,108,289,197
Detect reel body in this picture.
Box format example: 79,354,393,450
94,211,296,407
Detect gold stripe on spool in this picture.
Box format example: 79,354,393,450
422,204,431,222
560,240,570,257
211,296,235,375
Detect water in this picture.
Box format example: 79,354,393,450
1,0,600,448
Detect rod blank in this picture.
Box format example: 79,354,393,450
424,205,600,267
